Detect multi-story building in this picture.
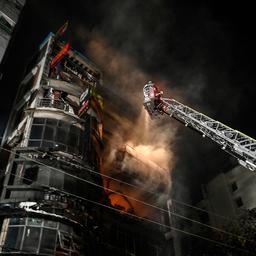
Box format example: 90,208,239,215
0,31,104,255
0,0,26,64
0,30,173,256
198,165,256,227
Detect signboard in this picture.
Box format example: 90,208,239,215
78,88,90,117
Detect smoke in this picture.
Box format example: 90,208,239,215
85,34,177,219
66,0,250,222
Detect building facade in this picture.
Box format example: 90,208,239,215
0,31,173,256
0,31,104,255
198,165,256,227
0,0,26,64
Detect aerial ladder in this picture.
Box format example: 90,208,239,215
143,81,256,171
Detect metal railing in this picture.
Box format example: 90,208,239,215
37,98,70,112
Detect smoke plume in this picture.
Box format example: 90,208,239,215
86,35,177,219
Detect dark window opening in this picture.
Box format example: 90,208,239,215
23,166,39,185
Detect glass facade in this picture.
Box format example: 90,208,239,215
2,217,81,255
28,117,85,156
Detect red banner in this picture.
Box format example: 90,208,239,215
50,43,71,68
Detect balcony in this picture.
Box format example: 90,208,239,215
37,98,71,113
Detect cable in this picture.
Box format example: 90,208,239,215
0,145,251,242
3,170,254,255
28,143,236,224
1,132,238,225
0,145,253,244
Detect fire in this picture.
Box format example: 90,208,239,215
108,193,134,214
87,35,177,220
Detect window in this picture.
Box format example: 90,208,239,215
10,217,25,225
33,118,45,124
231,182,238,192
235,197,243,207
28,118,84,156
56,127,67,144
1,218,80,255
44,220,57,228
3,226,24,251
44,126,55,141
23,165,39,185
22,227,41,253
27,218,42,226
40,229,57,254
30,125,44,139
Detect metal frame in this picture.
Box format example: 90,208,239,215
143,82,256,171
161,98,256,171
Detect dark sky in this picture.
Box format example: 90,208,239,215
0,0,255,203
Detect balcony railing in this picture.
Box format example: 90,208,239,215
37,98,70,112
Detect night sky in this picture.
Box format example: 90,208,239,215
0,0,255,203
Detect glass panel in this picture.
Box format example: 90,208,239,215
44,220,57,228
30,125,43,139
27,218,42,226
3,226,24,251
56,128,67,144
68,132,78,148
23,166,38,185
22,227,40,253
59,223,71,233
10,217,25,226
58,120,67,128
44,126,55,141
42,140,54,148
28,140,41,147
33,118,45,124
46,119,57,126
39,228,57,254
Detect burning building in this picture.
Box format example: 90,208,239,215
0,28,104,255
0,27,174,255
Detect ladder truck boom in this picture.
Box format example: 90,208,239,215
143,81,256,171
